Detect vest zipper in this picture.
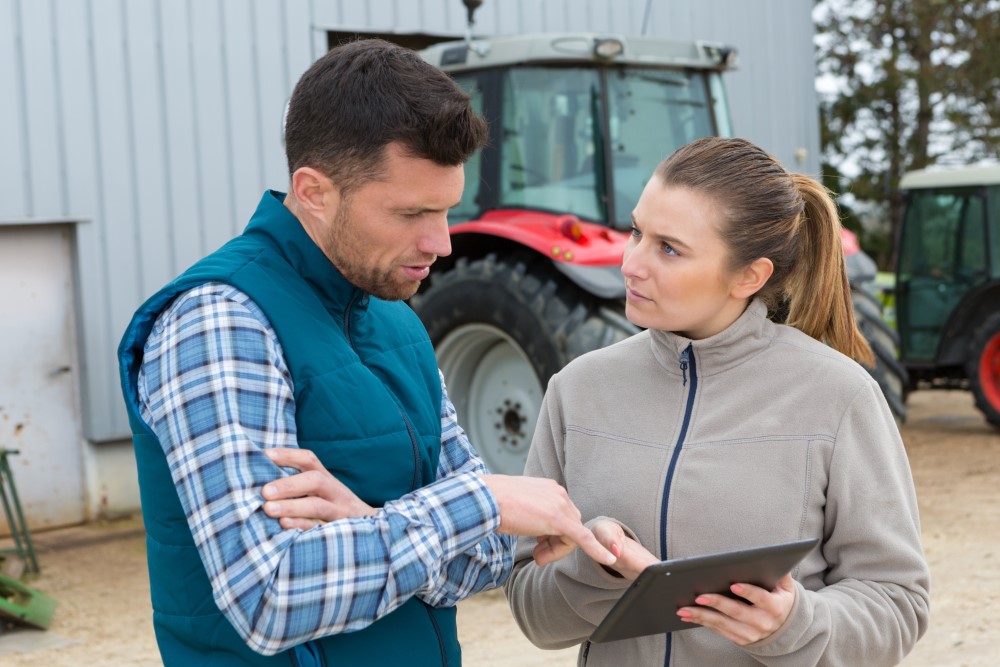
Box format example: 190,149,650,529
344,292,423,491
396,404,422,491
422,603,449,666
660,343,697,667
343,292,358,348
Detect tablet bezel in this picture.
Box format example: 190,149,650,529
589,537,819,643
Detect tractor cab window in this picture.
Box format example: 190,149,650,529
495,65,718,228
897,188,988,360
991,186,1000,280
450,72,487,223
606,67,715,225
499,67,604,222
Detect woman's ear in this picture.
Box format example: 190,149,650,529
731,257,774,299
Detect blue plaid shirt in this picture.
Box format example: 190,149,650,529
137,282,513,655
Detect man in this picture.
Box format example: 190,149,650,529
117,39,612,666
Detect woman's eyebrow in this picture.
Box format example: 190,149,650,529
631,213,691,251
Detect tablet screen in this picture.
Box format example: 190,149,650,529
590,537,819,643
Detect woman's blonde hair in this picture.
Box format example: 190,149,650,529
655,137,873,366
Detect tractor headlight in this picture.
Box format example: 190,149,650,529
593,38,625,59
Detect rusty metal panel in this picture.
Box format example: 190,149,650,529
0,224,86,531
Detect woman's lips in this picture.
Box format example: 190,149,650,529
626,287,651,303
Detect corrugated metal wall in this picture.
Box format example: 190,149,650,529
0,0,820,442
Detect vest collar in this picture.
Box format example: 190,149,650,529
648,298,774,378
244,190,370,316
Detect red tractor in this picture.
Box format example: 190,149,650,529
411,27,904,474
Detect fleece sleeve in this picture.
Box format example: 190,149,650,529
503,376,634,650
743,378,931,666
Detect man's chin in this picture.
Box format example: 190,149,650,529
372,279,421,302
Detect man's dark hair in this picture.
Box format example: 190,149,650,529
284,38,488,194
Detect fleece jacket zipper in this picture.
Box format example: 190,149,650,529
660,343,697,667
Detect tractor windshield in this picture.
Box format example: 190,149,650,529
454,65,724,228
897,187,990,360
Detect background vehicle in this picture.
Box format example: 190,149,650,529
412,17,905,474
894,165,1000,428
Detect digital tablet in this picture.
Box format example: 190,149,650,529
589,537,819,643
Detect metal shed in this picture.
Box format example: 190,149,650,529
0,0,821,526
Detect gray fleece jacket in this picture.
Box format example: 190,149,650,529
505,299,929,666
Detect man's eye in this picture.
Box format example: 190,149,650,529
630,225,641,238
662,243,678,256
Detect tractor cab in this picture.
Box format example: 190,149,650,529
896,165,1000,426
421,33,735,231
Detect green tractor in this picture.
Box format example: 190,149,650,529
895,165,1000,427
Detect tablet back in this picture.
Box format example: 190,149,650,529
590,537,819,643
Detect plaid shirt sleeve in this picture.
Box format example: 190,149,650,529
137,283,512,656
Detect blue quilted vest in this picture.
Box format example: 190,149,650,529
117,191,457,667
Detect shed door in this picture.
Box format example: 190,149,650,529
0,223,85,532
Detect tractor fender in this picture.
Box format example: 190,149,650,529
936,279,1000,367
448,211,629,299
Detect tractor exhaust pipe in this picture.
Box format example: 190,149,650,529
461,0,489,57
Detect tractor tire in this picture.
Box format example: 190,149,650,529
966,311,1000,429
410,253,638,474
851,287,909,422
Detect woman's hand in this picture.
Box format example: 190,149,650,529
676,573,797,644
590,519,659,580
261,447,376,530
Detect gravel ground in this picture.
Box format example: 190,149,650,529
1,389,996,666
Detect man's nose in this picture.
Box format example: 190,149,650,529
421,215,452,258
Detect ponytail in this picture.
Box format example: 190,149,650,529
786,175,874,367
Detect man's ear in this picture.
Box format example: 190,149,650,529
290,167,340,217
731,257,774,299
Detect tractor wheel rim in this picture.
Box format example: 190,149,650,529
436,324,544,475
980,331,1000,412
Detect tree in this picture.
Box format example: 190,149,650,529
815,0,1000,270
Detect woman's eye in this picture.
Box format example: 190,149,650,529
630,225,641,238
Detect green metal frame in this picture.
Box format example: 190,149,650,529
0,449,39,574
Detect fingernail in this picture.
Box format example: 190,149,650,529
695,596,710,605
264,501,280,514
262,484,275,498
264,449,277,459
732,584,744,594
611,543,621,558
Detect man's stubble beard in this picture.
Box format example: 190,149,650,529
322,204,422,302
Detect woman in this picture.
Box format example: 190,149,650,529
504,137,930,666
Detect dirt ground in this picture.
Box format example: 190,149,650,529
1,389,997,666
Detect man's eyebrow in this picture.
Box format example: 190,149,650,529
630,213,691,251
395,201,463,214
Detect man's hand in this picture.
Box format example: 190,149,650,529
675,573,797,644
480,474,616,567
262,448,376,530
591,519,659,580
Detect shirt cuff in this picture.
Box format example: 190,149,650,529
420,471,502,563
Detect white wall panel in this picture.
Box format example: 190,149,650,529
124,0,174,296
255,0,294,190
0,0,29,219
19,0,64,218
90,0,145,338
56,0,114,437
160,0,207,272
221,0,267,236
